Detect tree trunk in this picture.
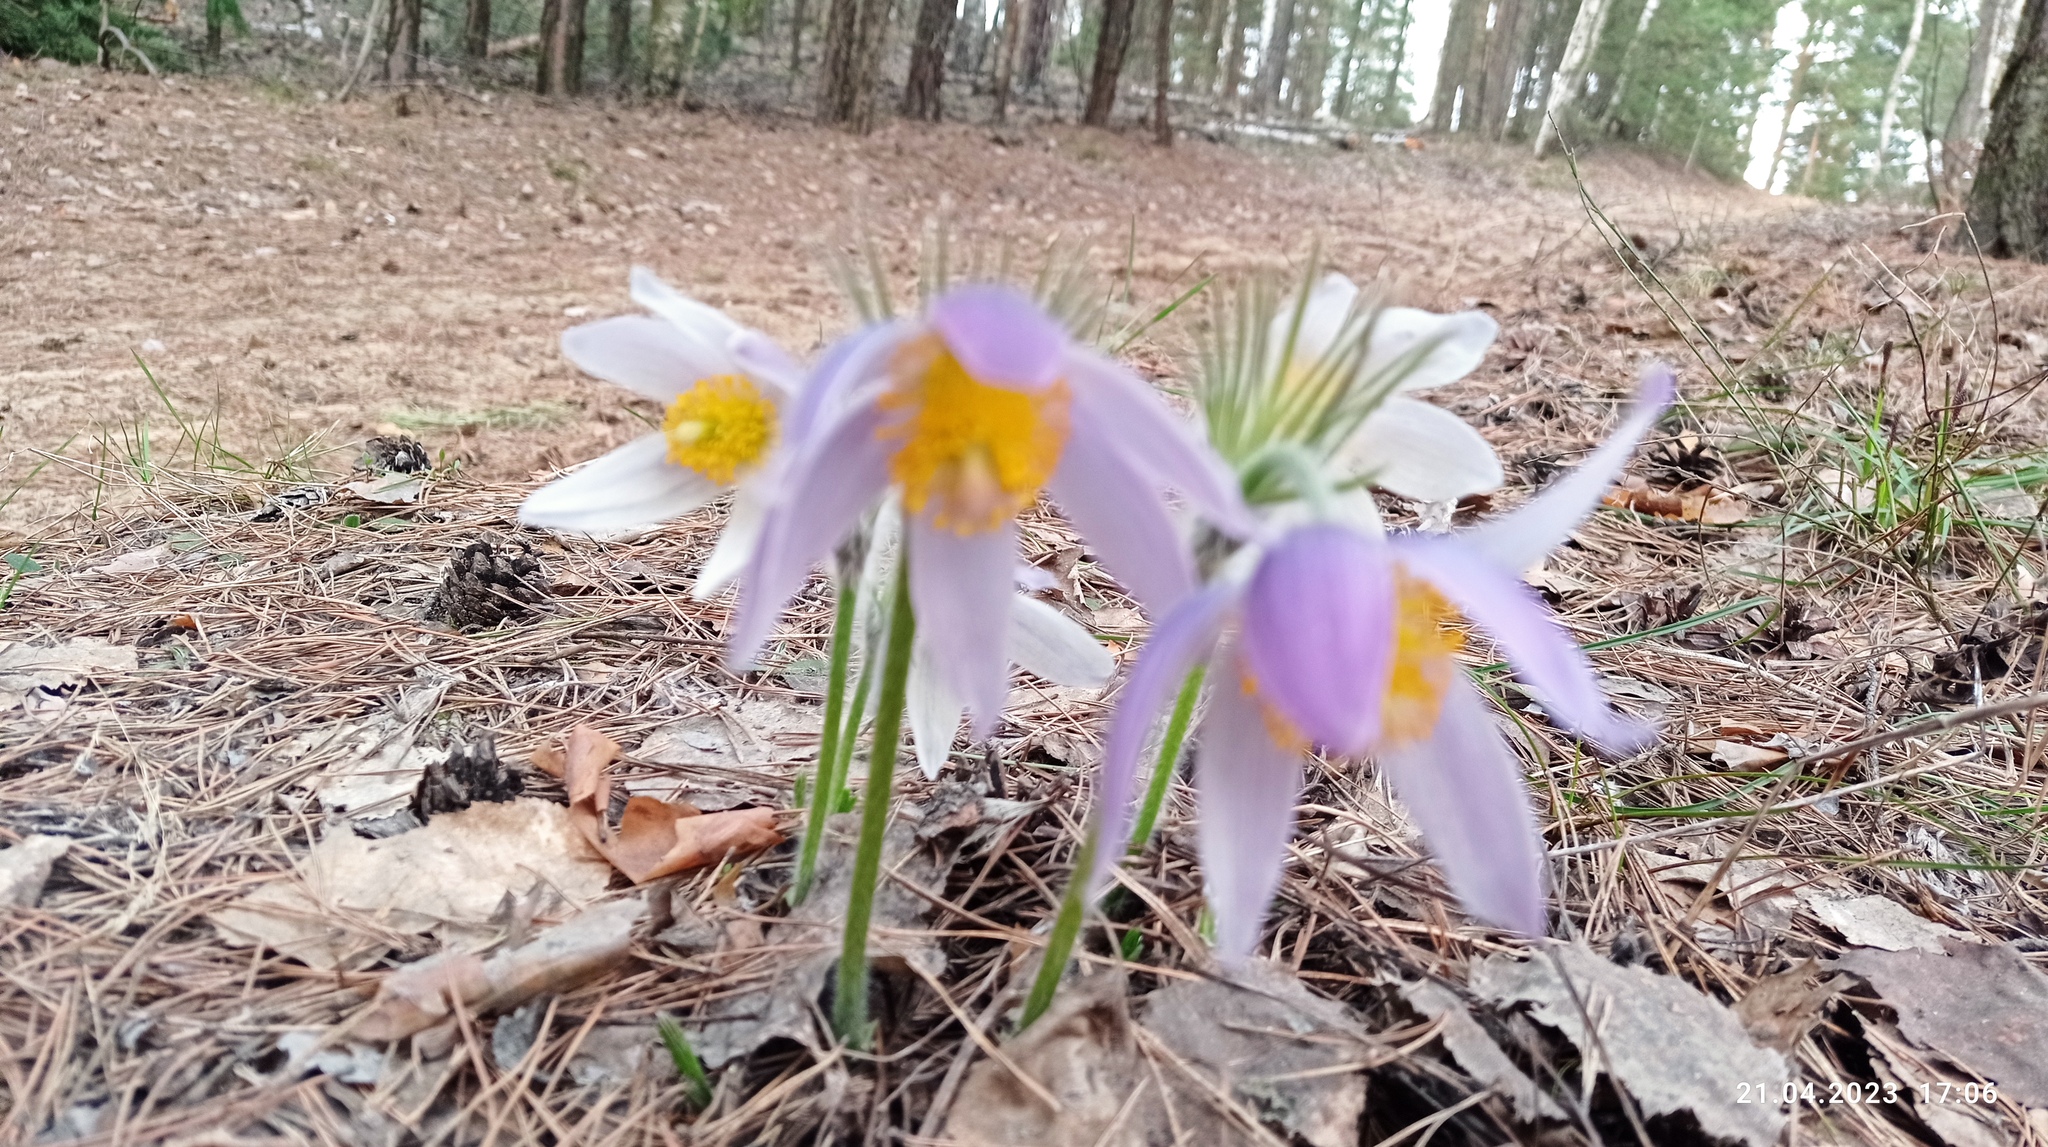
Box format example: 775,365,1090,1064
1154,0,1173,142
953,0,985,73
608,0,633,84
464,0,492,59
1296,0,1330,118
1875,0,1928,183
993,0,1027,119
1971,0,2048,256
1255,0,1296,113
821,0,890,127
1763,40,1815,192
1220,0,1255,106
1598,0,1659,130
1535,0,1613,155
1474,0,1529,139
1942,0,2025,210
1378,0,1409,121
1021,0,1056,87
903,0,956,118
538,0,588,92
385,0,421,80
1428,0,1484,131
206,6,224,57
1332,0,1379,119
1085,0,1139,124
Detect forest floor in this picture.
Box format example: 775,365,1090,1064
11,55,2048,1147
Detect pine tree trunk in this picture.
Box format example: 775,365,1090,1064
993,0,1026,119
1764,42,1815,192
1154,0,1173,142
1972,0,2048,257
538,0,589,92
1474,0,1528,139
385,0,421,80
1220,0,1255,107
1377,0,1408,121
1874,0,1928,183
206,6,224,57
1428,0,1484,131
1535,0,1612,155
608,0,633,84
1942,0,2025,210
903,0,956,118
1021,0,1055,87
819,0,872,124
1296,0,1330,118
952,0,985,73
1255,0,1296,114
1598,0,1659,130
1085,0,1139,124
464,0,491,60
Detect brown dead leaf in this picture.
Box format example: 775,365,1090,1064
559,723,782,882
1604,475,1750,525
1735,960,1841,1051
354,897,646,1041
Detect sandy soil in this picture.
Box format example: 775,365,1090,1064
3,55,1780,533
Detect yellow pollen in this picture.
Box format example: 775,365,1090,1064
878,336,1071,535
1237,665,1309,753
1381,570,1464,747
661,375,777,484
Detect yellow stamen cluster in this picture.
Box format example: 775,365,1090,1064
1381,569,1464,746
879,336,1071,535
661,375,777,484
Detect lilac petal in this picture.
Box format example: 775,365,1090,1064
906,639,964,780
1340,395,1504,504
1240,525,1398,756
1462,365,1676,573
728,330,803,400
1195,652,1308,967
1066,352,1257,538
926,284,1067,391
561,316,731,405
1045,422,1194,614
727,399,892,670
1362,307,1499,393
1089,585,1235,896
1393,535,1655,755
784,322,905,450
519,433,720,534
907,516,1017,738
1376,679,1547,935
629,266,744,348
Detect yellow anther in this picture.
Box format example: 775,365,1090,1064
879,335,1071,535
661,375,777,484
1380,569,1464,746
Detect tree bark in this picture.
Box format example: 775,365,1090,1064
819,0,889,127
1474,0,1530,139
464,0,492,60
1021,0,1056,87
1255,0,1297,114
537,0,588,92
1220,0,1256,107
1971,0,2048,257
385,0,422,80
1941,0,2025,210
1763,39,1815,193
1428,0,1484,131
1377,0,1408,121
1535,0,1613,155
953,0,986,73
1085,0,1139,124
993,0,1027,119
903,0,956,118
1332,0,1379,119
608,0,633,84
1598,0,1659,130
1874,0,1928,183
1154,0,1173,142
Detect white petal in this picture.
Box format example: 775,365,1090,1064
518,434,720,535
907,639,964,781
1008,596,1113,687
1360,307,1498,393
692,477,769,599
630,266,745,349
1340,396,1503,503
562,315,732,405
1267,272,1360,374
729,329,804,400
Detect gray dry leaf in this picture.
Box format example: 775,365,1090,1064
636,695,820,773
1472,943,1791,1147
209,798,614,970
0,835,73,908
306,674,456,817
1837,941,2048,1107
1402,979,1565,1122
1799,889,1967,952
947,962,1370,1147
0,637,137,710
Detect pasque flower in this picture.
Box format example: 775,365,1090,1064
729,283,1252,735
518,268,805,596
1093,367,1675,963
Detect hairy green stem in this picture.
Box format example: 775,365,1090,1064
793,565,862,904
832,555,916,1048
1018,824,1097,1030
1130,666,1205,853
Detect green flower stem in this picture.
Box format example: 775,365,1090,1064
793,568,862,904
1130,665,1205,853
1019,822,1097,1030
832,641,877,806
832,554,916,1048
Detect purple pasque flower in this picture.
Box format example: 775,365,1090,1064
1093,367,1675,964
728,284,1252,735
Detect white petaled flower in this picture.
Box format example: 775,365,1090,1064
518,267,804,597
1275,273,1504,525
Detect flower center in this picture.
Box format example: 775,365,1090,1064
661,375,777,485
878,336,1071,535
1381,569,1464,746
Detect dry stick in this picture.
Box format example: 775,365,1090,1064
338,0,390,102
1550,690,2048,860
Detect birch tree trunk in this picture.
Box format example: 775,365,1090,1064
1875,0,1928,184
1534,0,1613,156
